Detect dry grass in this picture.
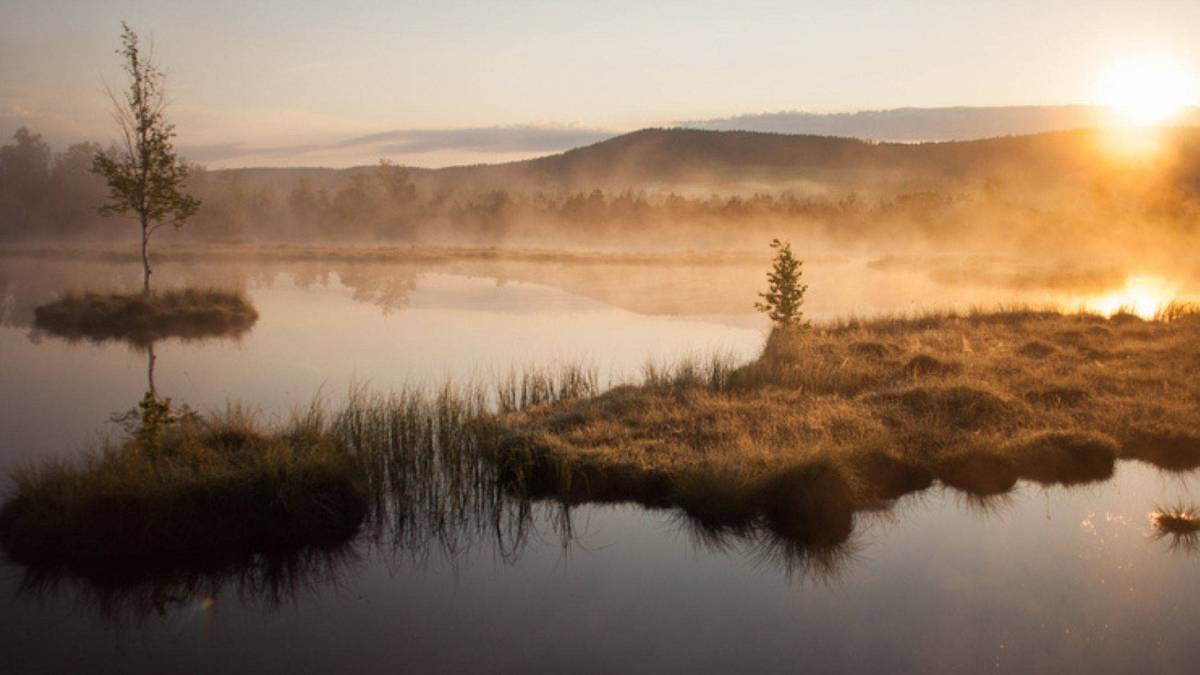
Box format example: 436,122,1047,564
485,308,1200,549
33,288,258,345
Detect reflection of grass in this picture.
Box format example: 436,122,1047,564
1150,504,1200,554
33,288,258,345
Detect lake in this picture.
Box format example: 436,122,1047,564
2,252,1199,673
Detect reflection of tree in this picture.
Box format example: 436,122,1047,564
146,341,157,396
1,258,431,330
335,264,419,315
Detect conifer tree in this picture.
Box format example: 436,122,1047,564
754,238,808,328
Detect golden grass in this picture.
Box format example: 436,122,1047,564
484,308,1200,549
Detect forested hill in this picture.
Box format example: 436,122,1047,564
208,126,1200,196
3,125,1199,244
400,126,1200,193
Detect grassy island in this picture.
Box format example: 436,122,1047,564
32,288,259,345
485,307,1200,544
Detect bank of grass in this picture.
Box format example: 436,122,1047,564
33,288,259,344
484,305,1200,544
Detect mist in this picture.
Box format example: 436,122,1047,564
3,124,1199,273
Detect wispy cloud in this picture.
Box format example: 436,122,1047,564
338,125,613,154
176,125,615,168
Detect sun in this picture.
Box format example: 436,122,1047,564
1093,53,1197,126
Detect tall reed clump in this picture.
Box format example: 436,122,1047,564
0,364,603,572
496,364,600,413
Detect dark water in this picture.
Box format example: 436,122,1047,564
2,256,1199,674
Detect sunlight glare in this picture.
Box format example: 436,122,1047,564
1084,275,1178,319
1093,53,1197,126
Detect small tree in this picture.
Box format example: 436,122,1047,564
755,238,809,328
93,22,199,295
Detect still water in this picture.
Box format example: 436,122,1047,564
1,255,1199,673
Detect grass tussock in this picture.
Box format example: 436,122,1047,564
1150,504,1200,554
485,307,1200,549
33,288,258,345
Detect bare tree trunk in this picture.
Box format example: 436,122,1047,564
141,216,151,295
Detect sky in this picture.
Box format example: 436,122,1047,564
2,0,1200,168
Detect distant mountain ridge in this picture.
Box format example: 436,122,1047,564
215,125,1200,198
679,105,1200,142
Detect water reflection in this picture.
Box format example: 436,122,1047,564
5,252,1197,328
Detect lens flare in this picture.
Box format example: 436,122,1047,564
1093,53,1198,126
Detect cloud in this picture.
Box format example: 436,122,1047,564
179,141,327,164
338,125,613,154
176,125,615,168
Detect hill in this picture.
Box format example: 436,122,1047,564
406,126,1200,194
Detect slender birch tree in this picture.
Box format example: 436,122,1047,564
92,22,199,295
